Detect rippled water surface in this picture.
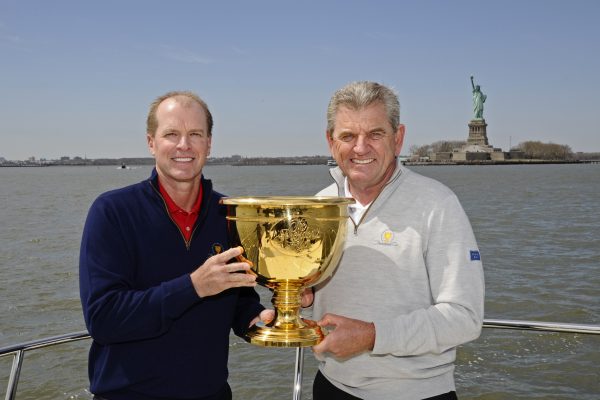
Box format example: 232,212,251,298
1,164,599,399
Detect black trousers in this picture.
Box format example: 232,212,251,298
93,383,232,400
313,370,458,400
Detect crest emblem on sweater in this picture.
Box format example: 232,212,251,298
211,243,224,256
379,230,395,245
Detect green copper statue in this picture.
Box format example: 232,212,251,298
470,76,486,120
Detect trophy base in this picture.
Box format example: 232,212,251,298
247,319,324,347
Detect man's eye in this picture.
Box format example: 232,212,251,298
369,132,385,140
191,132,206,137
338,134,354,142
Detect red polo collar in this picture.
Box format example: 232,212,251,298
158,179,203,241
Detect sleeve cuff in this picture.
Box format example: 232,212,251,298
161,274,202,320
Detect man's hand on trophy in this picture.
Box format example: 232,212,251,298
301,287,314,308
190,246,257,297
249,309,275,328
312,313,375,359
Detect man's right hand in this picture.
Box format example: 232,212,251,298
190,246,257,297
312,313,375,359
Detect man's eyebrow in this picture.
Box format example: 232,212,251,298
369,127,387,132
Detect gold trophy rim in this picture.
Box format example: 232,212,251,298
221,195,355,206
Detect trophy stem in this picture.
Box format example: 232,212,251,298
247,282,323,347
271,282,304,329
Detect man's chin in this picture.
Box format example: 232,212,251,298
346,170,372,184
163,168,202,183
347,164,374,175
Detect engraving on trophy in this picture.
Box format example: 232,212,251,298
271,216,320,254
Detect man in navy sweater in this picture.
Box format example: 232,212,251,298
79,91,270,400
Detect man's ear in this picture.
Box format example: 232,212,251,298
394,124,405,156
147,134,155,156
326,130,334,152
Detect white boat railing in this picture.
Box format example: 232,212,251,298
1,319,599,400
1,331,91,400
482,318,600,334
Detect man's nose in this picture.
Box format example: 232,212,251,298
353,134,369,151
177,135,191,149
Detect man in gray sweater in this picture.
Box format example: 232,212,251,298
304,81,485,400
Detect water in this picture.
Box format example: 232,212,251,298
1,164,599,399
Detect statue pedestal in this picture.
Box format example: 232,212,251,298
468,119,489,146
448,119,498,161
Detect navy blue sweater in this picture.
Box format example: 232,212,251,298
79,170,264,399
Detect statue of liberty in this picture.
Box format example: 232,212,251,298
470,76,486,120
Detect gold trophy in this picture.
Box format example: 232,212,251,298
220,196,353,347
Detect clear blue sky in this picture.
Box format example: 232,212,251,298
1,0,599,160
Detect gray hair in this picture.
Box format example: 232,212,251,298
326,81,400,135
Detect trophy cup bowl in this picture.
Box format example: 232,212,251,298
220,196,354,347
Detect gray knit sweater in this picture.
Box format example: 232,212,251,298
313,160,485,400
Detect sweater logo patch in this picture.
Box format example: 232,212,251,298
470,250,481,261
379,230,396,245
211,243,224,255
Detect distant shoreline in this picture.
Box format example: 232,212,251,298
403,159,600,166
2,158,599,167
0,156,330,168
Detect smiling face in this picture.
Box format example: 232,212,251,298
147,96,212,189
327,102,404,204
